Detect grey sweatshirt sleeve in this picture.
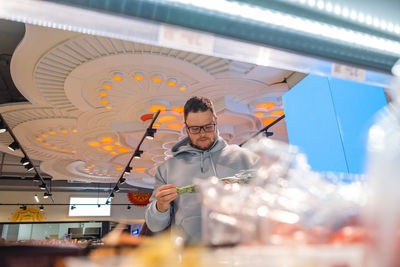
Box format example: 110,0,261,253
144,165,172,232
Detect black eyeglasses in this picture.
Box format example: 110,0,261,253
186,123,216,134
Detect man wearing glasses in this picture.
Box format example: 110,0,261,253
145,96,258,243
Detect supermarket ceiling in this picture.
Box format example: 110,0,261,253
0,19,305,189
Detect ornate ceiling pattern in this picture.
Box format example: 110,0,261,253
1,24,294,189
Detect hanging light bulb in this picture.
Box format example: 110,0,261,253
24,163,34,172
145,128,157,140
124,166,132,175
20,157,30,166
134,150,143,159
0,120,7,133
8,141,19,151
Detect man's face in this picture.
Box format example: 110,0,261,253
185,110,217,150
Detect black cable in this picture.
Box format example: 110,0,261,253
0,114,54,202
239,115,285,147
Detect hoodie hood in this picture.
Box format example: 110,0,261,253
172,136,227,156
172,136,227,174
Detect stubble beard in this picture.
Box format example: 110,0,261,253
189,136,215,151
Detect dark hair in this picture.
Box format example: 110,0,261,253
184,96,217,121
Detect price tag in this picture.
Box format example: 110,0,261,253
331,63,366,82
158,25,214,54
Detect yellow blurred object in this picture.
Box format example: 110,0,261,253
11,206,44,222
126,230,201,267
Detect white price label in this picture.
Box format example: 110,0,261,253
158,25,214,54
331,63,366,82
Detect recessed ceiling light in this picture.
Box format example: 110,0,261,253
100,136,114,143
88,141,101,147
134,72,144,81
167,78,177,86
101,97,110,105
159,116,178,124
113,72,123,81
179,84,187,91
152,74,163,83
99,89,108,97
255,102,277,110
103,82,112,90
149,105,166,113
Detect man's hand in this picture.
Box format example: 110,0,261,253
155,184,178,212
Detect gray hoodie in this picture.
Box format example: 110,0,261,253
145,136,258,243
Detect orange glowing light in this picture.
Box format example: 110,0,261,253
36,138,43,141
72,129,78,133
103,145,116,151
254,112,265,118
269,110,285,116
149,105,166,113
49,131,57,135
153,76,162,83
179,85,187,91
100,136,114,144
167,79,177,86
105,106,112,110
116,167,123,171
262,118,277,125
134,168,146,173
140,114,154,122
103,84,112,90
133,72,144,81
113,75,123,81
110,151,118,155
43,143,50,146
51,146,58,149
41,134,48,138
171,106,184,114
152,123,160,128
165,123,184,130
99,92,108,97
117,147,133,153
101,99,110,104
60,129,68,134
255,102,277,110
61,149,68,152
114,141,121,146
158,116,178,124
88,141,101,147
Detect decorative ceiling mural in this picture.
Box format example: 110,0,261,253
0,24,296,189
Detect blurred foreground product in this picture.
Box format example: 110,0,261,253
0,241,84,267
198,137,367,250
365,79,400,267
122,229,201,267
85,227,201,267
89,223,142,260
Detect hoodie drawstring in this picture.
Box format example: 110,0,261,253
210,153,218,177
200,152,204,173
200,151,218,177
